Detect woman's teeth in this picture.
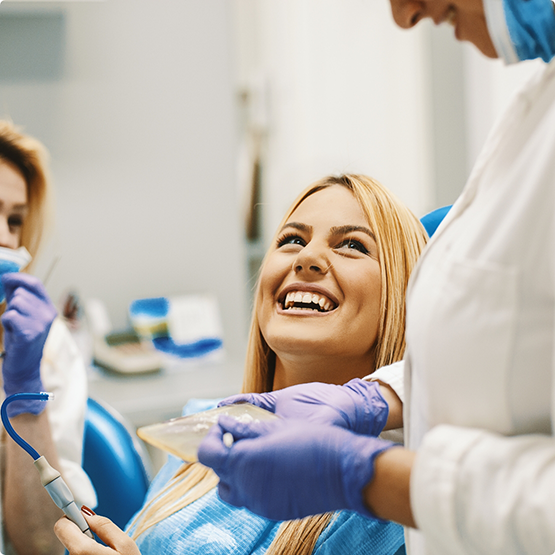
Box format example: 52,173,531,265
282,291,335,312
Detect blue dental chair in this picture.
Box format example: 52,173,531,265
83,398,151,529
420,205,452,237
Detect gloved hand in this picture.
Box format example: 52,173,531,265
198,415,396,521
1,273,57,416
219,379,389,437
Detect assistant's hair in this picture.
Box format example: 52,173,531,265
0,120,52,265
0,121,53,355
129,174,427,553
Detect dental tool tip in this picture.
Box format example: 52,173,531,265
223,432,234,448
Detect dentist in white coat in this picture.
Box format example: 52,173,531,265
194,1,555,555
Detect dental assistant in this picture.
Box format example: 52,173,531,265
197,2,555,555
0,121,95,555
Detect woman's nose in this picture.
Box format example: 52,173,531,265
293,243,330,276
390,0,426,29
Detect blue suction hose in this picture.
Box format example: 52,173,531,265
1,392,94,539
1,392,46,459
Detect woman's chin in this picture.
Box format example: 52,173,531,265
267,330,338,358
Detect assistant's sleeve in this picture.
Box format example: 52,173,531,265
412,425,555,555
41,318,97,508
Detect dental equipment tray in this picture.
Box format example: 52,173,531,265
93,329,165,375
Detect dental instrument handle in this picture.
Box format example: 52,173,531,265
1,394,94,539
34,456,94,539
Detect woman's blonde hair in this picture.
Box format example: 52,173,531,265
129,174,428,554
0,120,52,266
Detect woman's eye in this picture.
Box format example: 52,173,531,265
277,234,306,248
8,216,23,230
337,239,369,254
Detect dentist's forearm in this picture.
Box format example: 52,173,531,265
363,447,416,528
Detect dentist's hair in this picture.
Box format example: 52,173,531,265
129,174,427,555
0,120,52,266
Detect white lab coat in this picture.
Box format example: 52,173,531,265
404,55,555,555
0,318,96,553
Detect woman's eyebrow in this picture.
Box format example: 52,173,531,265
279,222,312,233
330,225,376,241
0,202,29,212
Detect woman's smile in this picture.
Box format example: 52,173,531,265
257,185,382,381
277,282,338,314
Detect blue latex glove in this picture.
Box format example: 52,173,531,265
219,379,389,437
1,274,57,416
198,415,396,521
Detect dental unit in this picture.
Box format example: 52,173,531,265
1,392,94,539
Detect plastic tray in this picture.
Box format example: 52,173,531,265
137,403,278,462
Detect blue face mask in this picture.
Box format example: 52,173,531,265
484,0,555,64
0,247,31,302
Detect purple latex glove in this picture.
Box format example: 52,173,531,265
219,379,388,437
1,274,57,416
198,415,395,521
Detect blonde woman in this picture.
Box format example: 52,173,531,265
0,120,95,555
55,174,427,555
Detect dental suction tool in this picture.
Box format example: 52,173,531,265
1,392,94,539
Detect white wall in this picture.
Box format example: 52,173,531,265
233,0,435,248
0,0,248,360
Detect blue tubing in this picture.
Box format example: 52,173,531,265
1,392,51,460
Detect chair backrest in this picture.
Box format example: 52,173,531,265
83,398,151,529
420,205,452,237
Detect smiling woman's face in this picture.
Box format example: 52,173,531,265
257,185,382,386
